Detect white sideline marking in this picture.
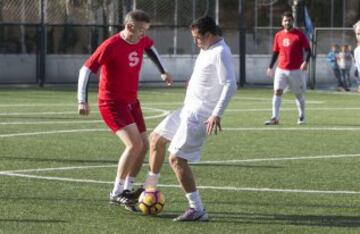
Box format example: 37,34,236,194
0,129,107,138
3,126,360,138
1,172,360,195
198,153,360,164
1,153,360,195
231,96,324,104
226,107,360,112
223,127,360,131
0,107,169,126
1,153,360,174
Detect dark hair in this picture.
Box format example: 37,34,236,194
124,9,150,24
281,11,294,20
191,16,221,36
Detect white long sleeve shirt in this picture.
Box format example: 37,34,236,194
184,39,237,118
354,46,360,73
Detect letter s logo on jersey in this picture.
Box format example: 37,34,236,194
128,52,139,67
282,38,290,47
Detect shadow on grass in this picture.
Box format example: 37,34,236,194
149,210,360,227
206,211,360,227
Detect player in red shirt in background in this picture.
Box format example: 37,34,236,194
265,11,311,125
77,10,173,211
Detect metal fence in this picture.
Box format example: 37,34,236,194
0,0,359,87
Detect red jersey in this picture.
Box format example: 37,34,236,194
85,34,153,103
273,28,310,70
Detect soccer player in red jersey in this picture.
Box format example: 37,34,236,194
265,11,311,125
77,10,173,211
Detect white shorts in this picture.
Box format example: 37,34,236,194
153,109,207,162
274,68,307,94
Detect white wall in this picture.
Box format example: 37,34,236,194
0,54,341,86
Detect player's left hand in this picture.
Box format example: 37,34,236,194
205,116,222,135
161,72,173,86
300,61,308,71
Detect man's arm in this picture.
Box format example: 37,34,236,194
77,66,92,115
300,47,312,71
267,52,279,77
145,46,173,85
206,51,237,135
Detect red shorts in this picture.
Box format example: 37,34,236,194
98,99,146,133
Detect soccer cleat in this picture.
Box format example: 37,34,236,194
264,118,279,125
109,190,138,212
173,208,209,222
127,187,145,202
297,115,305,125
109,190,135,205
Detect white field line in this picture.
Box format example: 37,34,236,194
231,96,324,104
1,172,360,195
3,126,360,138
0,107,170,125
197,153,360,164
226,107,360,112
0,102,183,107
223,127,360,131
1,153,360,174
2,153,360,195
0,129,107,138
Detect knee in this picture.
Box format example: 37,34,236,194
169,155,178,169
150,132,167,151
274,89,283,96
127,138,144,155
169,155,186,171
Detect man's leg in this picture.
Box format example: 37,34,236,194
169,155,208,222
272,89,283,120
295,93,305,124
265,89,282,125
123,132,149,191
143,132,169,189
111,123,144,197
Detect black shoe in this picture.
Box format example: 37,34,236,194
126,187,145,203
109,190,135,205
110,190,140,212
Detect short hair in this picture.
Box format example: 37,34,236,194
282,11,294,20
353,20,360,31
190,16,221,36
124,10,150,25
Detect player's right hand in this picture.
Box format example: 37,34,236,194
266,68,273,77
78,102,90,116
161,72,174,86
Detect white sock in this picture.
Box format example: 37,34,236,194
295,94,305,118
124,176,135,191
112,177,125,196
272,95,281,119
185,190,204,211
143,171,160,189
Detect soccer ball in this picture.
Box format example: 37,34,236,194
138,188,165,215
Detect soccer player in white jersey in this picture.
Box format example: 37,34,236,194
265,12,311,125
142,16,237,222
353,20,360,92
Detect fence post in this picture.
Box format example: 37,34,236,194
238,0,246,87
37,0,46,87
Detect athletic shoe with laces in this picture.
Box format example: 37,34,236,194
297,115,305,125
173,208,209,222
109,190,139,212
264,118,279,125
